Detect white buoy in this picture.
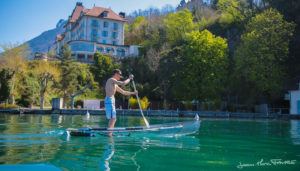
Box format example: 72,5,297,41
86,110,90,119
194,113,199,121
66,130,70,141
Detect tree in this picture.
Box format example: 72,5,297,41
0,68,13,101
34,61,61,109
216,0,248,27
164,8,195,44
56,45,94,108
173,29,229,102
263,0,300,78
263,0,299,23
57,45,79,108
58,44,73,62
90,52,120,87
48,50,55,57
0,43,31,104
161,4,175,14
192,6,219,30
125,16,147,45
146,43,169,72
233,8,295,104
16,64,40,107
157,45,185,109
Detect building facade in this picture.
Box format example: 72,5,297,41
289,83,300,114
55,2,139,63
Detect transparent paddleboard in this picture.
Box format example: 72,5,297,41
66,117,200,137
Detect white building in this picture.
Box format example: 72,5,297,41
54,2,139,63
289,83,300,114
83,100,100,109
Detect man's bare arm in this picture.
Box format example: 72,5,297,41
111,78,130,86
116,86,137,96
111,74,134,86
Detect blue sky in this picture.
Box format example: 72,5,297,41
0,0,180,46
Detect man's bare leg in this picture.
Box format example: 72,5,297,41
108,118,116,137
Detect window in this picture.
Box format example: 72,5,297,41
102,31,108,37
92,29,98,40
113,23,118,30
117,48,125,57
79,23,84,30
88,54,93,62
92,29,97,36
70,42,94,52
77,54,85,62
112,32,118,39
112,41,117,45
80,31,84,39
97,46,104,52
103,40,106,44
104,21,109,28
92,20,98,27
66,25,71,31
66,35,70,42
106,47,115,54
103,11,108,17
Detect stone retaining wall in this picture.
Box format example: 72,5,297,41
0,109,299,119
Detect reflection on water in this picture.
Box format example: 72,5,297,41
0,114,300,171
291,120,300,145
0,114,200,170
99,137,115,171
96,135,200,171
0,163,62,170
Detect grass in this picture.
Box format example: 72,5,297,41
0,103,19,109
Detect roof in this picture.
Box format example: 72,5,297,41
55,33,65,42
84,7,127,21
70,5,85,23
68,5,127,24
56,34,62,41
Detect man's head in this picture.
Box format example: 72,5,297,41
113,69,123,80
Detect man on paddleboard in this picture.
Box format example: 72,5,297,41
105,69,137,136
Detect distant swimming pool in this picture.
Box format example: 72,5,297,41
0,114,299,170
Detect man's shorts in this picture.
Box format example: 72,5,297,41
105,97,116,119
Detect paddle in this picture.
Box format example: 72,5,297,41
131,78,150,127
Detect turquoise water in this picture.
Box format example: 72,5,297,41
0,114,300,171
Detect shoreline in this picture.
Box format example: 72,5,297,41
0,109,300,120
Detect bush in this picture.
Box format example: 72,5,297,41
0,103,19,109
184,101,193,111
202,99,222,111
74,99,83,109
202,101,212,110
16,94,31,108
129,97,138,109
226,103,236,112
140,97,150,110
129,96,150,110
